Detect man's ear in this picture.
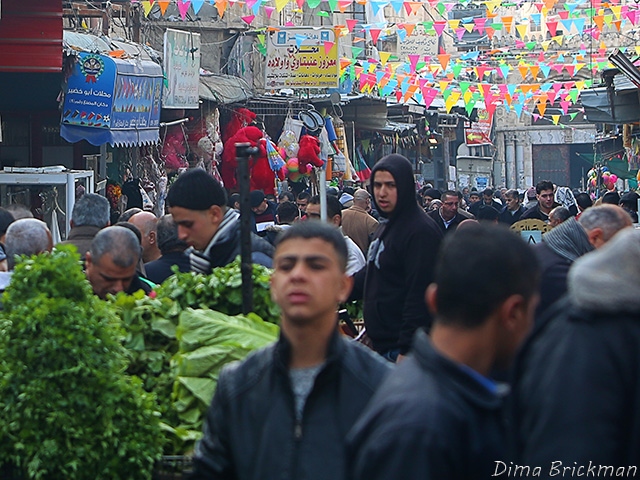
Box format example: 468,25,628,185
332,214,342,227
149,230,157,245
208,205,224,224
586,227,604,248
425,283,438,316
498,294,527,331
338,274,354,304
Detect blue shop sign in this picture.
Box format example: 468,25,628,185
61,52,162,147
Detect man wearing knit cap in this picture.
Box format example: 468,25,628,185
351,154,443,362
166,169,274,273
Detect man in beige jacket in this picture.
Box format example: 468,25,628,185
341,188,378,256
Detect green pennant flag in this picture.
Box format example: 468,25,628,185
327,0,337,11
569,112,579,120
568,88,579,103
352,46,363,58
459,81,470,93
416,61,426,71
307,0,322,8
349,65,355,81
257,34,266,45
526,41,536,50
452,64,463,78
317,10,330,16
584,7,595,16
257,44,267,56
436,2,445,15
492,22,503,30
442,89,452,101
465,100,475,116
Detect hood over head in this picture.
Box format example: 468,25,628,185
568,228,640,313
370,154,419,219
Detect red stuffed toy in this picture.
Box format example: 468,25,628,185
221,126,277,195
297,135,324,174
222,108,257,143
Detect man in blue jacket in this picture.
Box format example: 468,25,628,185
351,154,443,362
190,221,390,480
348,224,540,479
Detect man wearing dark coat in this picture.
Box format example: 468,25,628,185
348,224,540,480
427,190,466,235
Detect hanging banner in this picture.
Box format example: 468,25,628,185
62,53,116,129
465,108,493,146
265,27,339,89
398,24,439,60
163,28,201,109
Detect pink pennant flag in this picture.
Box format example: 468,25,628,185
433,21,447,36
533,113,540,121
177,0,191,19
241,14,255,24
408,54,420,73
296,0,305,7
369,28,382,43
264,6,275,17
346,18,358,32
560,101,570,115
546,21,558,37
455,27,466,41
474,18,486,34
323,41,334,55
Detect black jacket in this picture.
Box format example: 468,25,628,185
144,251,191,284
190,329,391,480
532,242,571,318
508,299,640,470
498,205,526,225
348,329,506,479
427,209,465,234
352,154,443,354
469,199,503,217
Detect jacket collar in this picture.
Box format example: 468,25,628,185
274,326,344,372
67,225,102,239
412,329,504,409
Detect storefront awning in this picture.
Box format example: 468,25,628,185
200,74,253,104
60,32,163,147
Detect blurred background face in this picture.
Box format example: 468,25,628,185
505,195,520,212
440,195,460,221
85,253,136,299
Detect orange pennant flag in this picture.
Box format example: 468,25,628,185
537,100,547,116
438,53,451,71
158,0,170,15
404,23,416,36
501,16,514,33
529,65,540,78
518,65,529,79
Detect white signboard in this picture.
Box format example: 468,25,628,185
398,25,439,60
163,29,201,109
265,27,339,89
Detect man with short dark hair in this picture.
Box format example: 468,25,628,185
296,191,311,214
85,225,152,299
250,190,277,233
521,180,560,222
306,195,366,276
262,201,300,246
59,193,110,261
469,188,502,216
191,221,390,480
351,154,443,362
167,169,273,273
143,214,190,284
348,224,540,479
619,191,639,223
499,189,526,225
427,190,465,234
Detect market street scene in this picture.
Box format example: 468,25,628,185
0,0,639,478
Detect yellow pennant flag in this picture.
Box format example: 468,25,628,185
552,114,560,125
445,92,461,113
448,19,460,30
611,5,622,19
439,80,450,93
515,24,528,39
635,45,640,56
463,23,475,33
275,0,289,13
379,51,391,65
141,1,154,17
463,89,473,105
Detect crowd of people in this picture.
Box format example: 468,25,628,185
0,153,638,479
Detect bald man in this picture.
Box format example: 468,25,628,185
129,211,161,264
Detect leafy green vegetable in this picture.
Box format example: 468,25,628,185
0,246,163,479
111,258,280,454
172,309,279,442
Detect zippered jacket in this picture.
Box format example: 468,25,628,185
190,329,391,480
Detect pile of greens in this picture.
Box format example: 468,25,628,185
0,246,163,479
112,259,280,454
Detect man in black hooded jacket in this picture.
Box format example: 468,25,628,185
351,154,443,361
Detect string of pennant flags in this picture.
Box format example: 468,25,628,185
132,0,640,123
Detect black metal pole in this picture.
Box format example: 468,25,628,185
236,142,259,315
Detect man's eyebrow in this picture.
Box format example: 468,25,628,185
275,254,332,262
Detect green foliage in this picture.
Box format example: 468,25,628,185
172,309,279,443
0,246,163,479
111,259,280,454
